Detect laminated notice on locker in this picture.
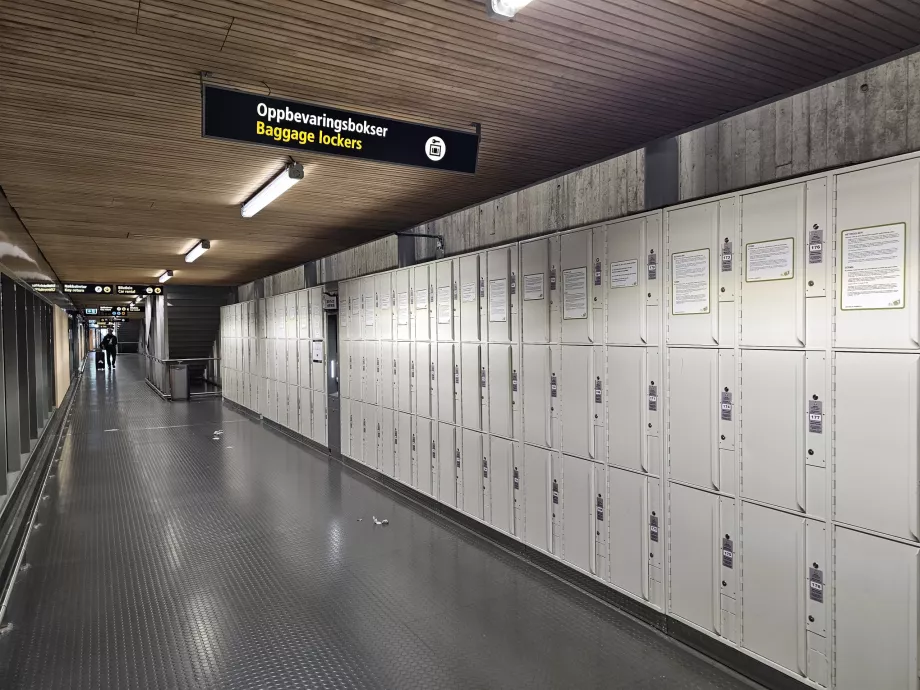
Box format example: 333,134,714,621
461,282,476,303
648,384,658,412
722,537,734,568
380,291,391,310
437,286,452,324
365,298,375,326
808,400,823,434
809,567,824,603
808,227,824,264
746,238,794,282
311,341,323,363
671,249,710,315
841,223,906,310
647,251,657,280
397,292,409,325
523,273,545,301
415,287,429,309
720,391,732,421
649,515,659,542
610,260,638,289
563,267,588,319
489,278,508,322
721,240,733,272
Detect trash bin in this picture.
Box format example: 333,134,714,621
169,364,189,401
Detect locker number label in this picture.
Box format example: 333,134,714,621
430,362,435,381
720,391,733,422
550,267,557,291
721,240,733,273
483,459,488,478
722,537,734,569
552,480,559,504
809,567,824,603
456,449,461,468
550,373,558,398
481,367,486,389
594,377,602,404
513,467,520,489
512,370,518,392
808,227,824,264
596,496,604,522
808,400,823,434
649,515,659,542
648,384,658,412
647,251,657,281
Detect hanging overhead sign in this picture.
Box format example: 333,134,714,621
202,85,479,174
116,284,163,296
63,283,113,295
29,282,58,293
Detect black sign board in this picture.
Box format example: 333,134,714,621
116,284,163,296
30,282,58,293
63,283,113,295
202,85,479,174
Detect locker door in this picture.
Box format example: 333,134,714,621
835,160,920,350
286,340,298,385
349,287,362,341
341,397,352,457
351,402,364,461
520,237,557,344
297,289,311,340
376,272,393,340
834,527,919,690
666,201,721,345
488,344,513,439
435,258,457,341
277,380,288,427
412,342,429,418
362,404,377,468
395,412,412,485
396,342,412,414
362,341,379,405
299,388,313,439
415,418,433,496
560,345,601,460
835,352,920,541
739,184,807,347
461,344,483,431
608,467,647,599
669,483,719,633
311,341,325,394
285,292,297,339
436,343,457,423
312,391,326,446
668,348,718,490
258,299,267,339
437,423,458,507
522,344,558,448
560,229,597,344
310,288,325,341
412,264,431,341
487,246,517,343
287,384,299,430
379,341,395,409
523,445,552,552
298,341,311,389
459,253,482,342
337,282,348,337
739,349,806,512
395,269,411,341
739,503,805,677
604,216,652,345
490,437,515,535
339,340,351,398
607,347,645,473
363,276,376,340
379,408,395,477
561,454,594,574
462,430,484,519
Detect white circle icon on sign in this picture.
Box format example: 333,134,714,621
146,287,153,294
425,136,446,162
94,286,102,293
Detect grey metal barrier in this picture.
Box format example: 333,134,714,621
143,354,221,401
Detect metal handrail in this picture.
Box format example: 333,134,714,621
141,353,221,364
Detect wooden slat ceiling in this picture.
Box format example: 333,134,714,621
2,0,919,287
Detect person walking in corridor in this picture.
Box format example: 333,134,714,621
101,328,118,369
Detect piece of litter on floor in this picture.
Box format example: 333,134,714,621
356,518,363,522
372,516,382,526
381,519,389,526
103,428,118,432
226,446,233,449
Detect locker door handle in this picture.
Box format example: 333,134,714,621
711,503,721,636
641,480,649,601
910,362,919,542
795,356,806,513
710,358,720,492
795,520,807,677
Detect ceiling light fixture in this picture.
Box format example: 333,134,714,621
241,162,304,218
488,0,533,19
158,270,173,283
185,239,211,263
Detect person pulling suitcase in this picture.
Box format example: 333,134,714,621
101,328,118,369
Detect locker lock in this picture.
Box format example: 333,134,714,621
808,281,814,287
724,387,729,392
720,287,725,293
808,615,815,623
808,449,814,455
720,435,725,440
812,394,819,400
722,581,727,587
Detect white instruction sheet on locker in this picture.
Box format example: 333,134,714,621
523,273,544,301
745,238,794,282
397,292,409,325
562,267,587,319
609,260,638,288
437,285,452,324
840,223,905,310
489,279,508,322
671,249,710,315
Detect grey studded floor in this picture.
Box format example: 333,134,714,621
0,355,760,689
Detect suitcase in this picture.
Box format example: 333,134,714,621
95,349,105,370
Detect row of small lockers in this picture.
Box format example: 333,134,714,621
339,158,920,352
221,337,326,393
220,286,327,342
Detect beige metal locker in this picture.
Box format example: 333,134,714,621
299,388,312,439
362,403,377,468
522,344,560,449
360,341,379,405
459,252,485,342
560,454,595,575
376,272,393,341
602,214,661,346
311,341,325,394
379,341,395,410
435,258,458,342
276,380,289,428
286,340,298,385
297,289,311,340
287,383,298,430
490,436,516,536
310,287,325,341
666,199,735,346
487,245,518,344
412,264,432,341
834,526,919,690
258,299,267,339
338,281,349,339
835,160,920,350
412,342,431,419
462,429,484,520
415,417,433,496
835,352,920,541
312,391,326,446
523,444,553,552
668,348,721,491
395,269,411,341
487,343,517,441
362,276,376,341
608,466,651,601
395,412,412,485
349,285,362,341
341,397,352,458
351,401,364,462
436,343,458,424
379,407,395,477
460,344,485,432
300,341,310,389
520,235,560,344
437,423,458,507
285,292,297,339
339,340,353,399
559,345,605,463
607,346,660,474
560,228,601,344
395,342,413,414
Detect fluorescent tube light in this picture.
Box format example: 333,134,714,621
158,270,173,283
489,0,533,18
241,162,304,218
185,239,211,263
